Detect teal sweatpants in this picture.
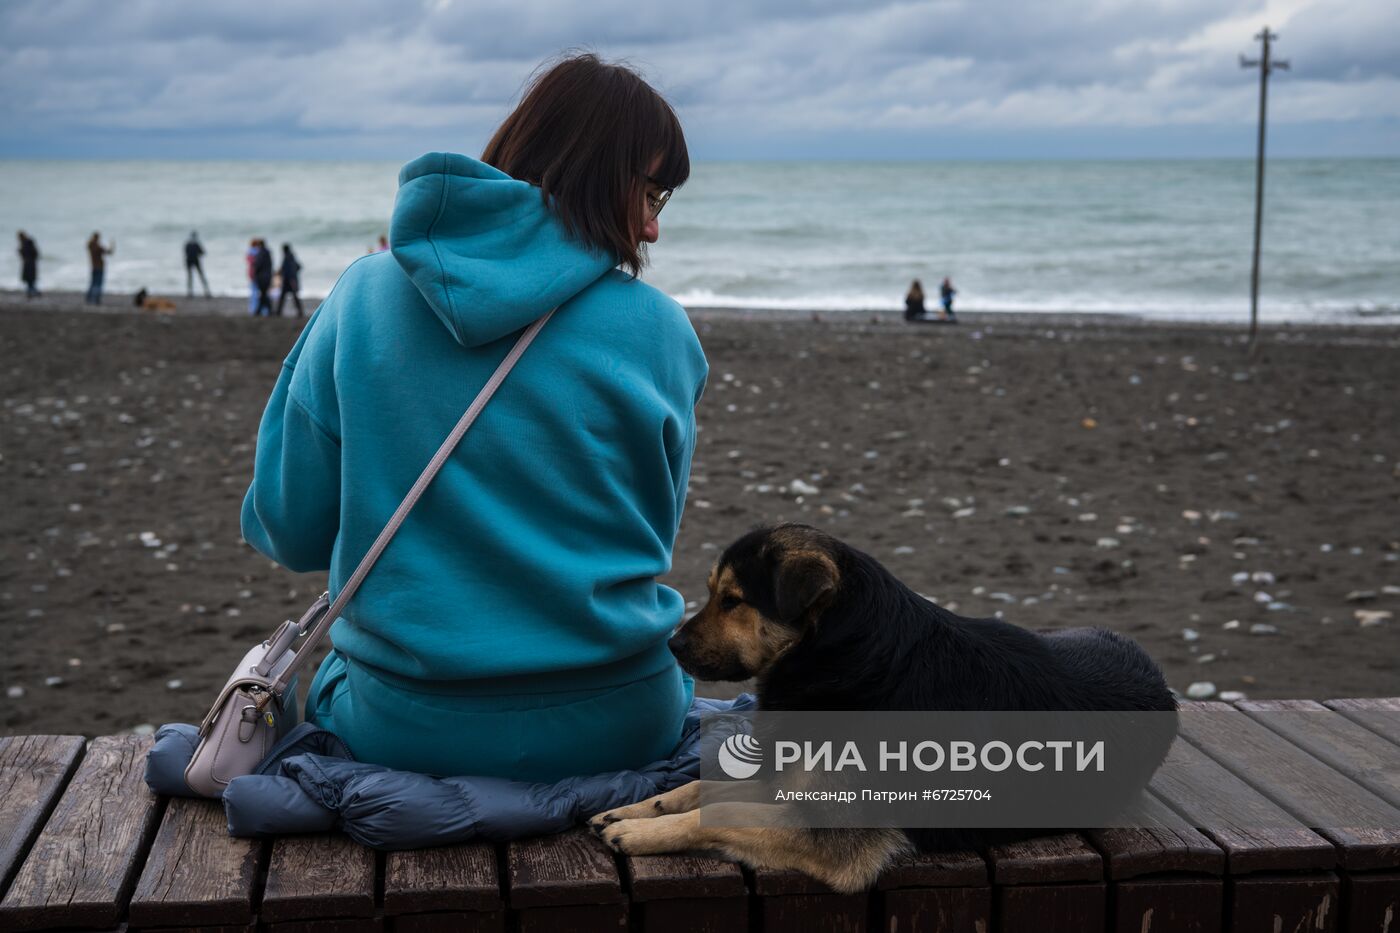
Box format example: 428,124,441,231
304,648,696,782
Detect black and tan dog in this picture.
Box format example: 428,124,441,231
589,522,1176,892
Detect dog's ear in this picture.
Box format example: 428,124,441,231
772,551,838,625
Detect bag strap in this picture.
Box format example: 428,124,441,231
266,307,558,696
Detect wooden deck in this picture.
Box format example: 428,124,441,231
1,697,1398,932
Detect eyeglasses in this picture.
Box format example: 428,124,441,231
645,176,674,220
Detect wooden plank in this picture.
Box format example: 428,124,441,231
127,796,263,927
986,832,1102,885
625,853,746,900
1112,877,1223,933
758,891,869,933
390,911,505,933
1324,697,1400,748
265,919,384,933
1085,792,1225,880
1150,737,1343,933
1239,699,1400,811
749,865,869,932
997,882,1105,933
1342,871,1400,933
260,833,377,923
1228,872,1339,933
1149,736,1336,873
635,897,749,933
882,886,990,933
507,827,623,909
515,902,627,933
1179,701,1400,871
0,734,85,895
750,864,855,897
875,849,986,888
625,853,746,933
383,843,500,914
873,848,989,933
985,834,1103,932
0,734,161,932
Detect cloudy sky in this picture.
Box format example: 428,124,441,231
1,0,1396,160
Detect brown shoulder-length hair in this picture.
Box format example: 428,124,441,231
482,52,689,277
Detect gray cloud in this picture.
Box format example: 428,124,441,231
0,0,1395,156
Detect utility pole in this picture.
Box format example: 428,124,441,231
1240,28,1288,355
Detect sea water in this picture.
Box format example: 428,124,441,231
2,158,1396,323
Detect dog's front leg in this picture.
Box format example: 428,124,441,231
597,803,905,894
589,779,753,829
587,780,706,829
596,803,790,860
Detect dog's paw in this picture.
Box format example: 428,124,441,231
596,820,628,853
598,818,652,855
597,813,697,856
587,811,622,835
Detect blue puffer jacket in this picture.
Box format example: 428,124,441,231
145,693,755,848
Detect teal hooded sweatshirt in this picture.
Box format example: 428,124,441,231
240,152,708,780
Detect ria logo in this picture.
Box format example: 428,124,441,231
718,733,763,779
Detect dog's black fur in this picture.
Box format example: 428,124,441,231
669,523,1178,854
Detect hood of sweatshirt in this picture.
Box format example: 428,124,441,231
389,151,619,348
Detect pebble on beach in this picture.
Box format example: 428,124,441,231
1186,682,1216,699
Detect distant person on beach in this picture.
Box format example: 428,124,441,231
242,53,699,781
185,232,211,298
376,234,389,252
904,279,926,321
276,243,304,317
85,232,114,305
940,277,957,321
17,232,40,298
251,239,274,316
246,239,261,314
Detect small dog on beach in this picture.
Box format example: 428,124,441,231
133,288,177,314
589,523,1176,892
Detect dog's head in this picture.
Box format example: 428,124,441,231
668,523,842,681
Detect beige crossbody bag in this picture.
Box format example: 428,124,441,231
184,308,557,797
